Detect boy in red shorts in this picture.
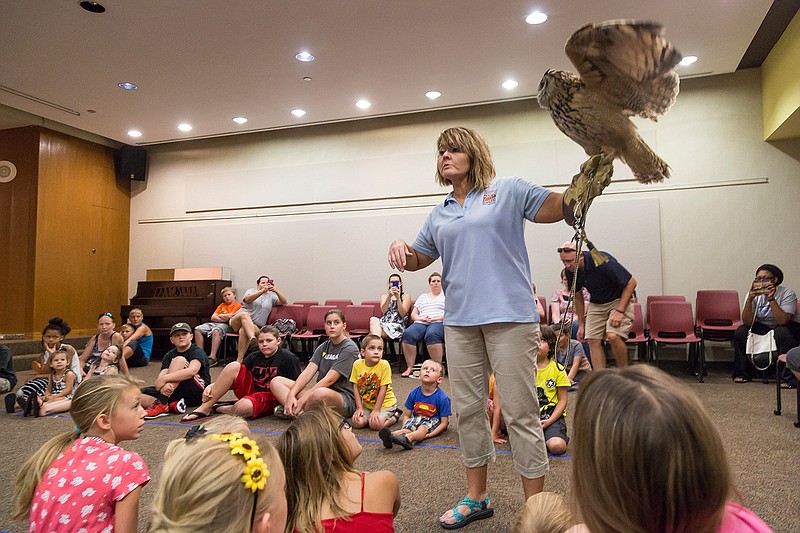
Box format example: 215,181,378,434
181,325,300,421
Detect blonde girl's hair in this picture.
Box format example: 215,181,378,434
151,435,282,533
13,373,141,521
277,405,359,533
513,492,573,533
572,365,732,533
435,127,496,190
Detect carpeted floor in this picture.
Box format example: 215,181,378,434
1,360,798,532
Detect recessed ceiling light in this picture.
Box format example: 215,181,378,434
679,55,698,66
127,130,142,138
178,123,192,132
291,109,307,117
79,2,106,14
502,80,519,90
525,11,548,25
425,90,442,100
356,100,371,109
295,51,315,62
232,117,248,124
118,82,138,90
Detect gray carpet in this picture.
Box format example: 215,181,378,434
1,360,798,532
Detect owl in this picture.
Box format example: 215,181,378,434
537,20,682,183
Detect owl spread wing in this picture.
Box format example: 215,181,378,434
565,20,682,121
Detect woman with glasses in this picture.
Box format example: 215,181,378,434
277,405,400,532
78,312,124,375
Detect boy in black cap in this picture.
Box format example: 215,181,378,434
141,322,211,419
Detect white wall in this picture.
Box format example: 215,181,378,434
130,69,800,358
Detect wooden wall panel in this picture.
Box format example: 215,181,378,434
0,126,40,334
33,129,130,336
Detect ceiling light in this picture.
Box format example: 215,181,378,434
425,90,442,100
118,82,138,90
79,2,106,14
178,123,192,132
502,80,519,90
295,51,315,62
232,117,248,124
679,55,698,66
525,11,548,25
356,100,371,109
127,130,142,138
291,109,307,117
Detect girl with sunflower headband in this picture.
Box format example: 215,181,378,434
150,431,287,533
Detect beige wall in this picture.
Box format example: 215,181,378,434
130,69,800,357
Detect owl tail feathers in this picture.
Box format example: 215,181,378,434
618,135,670,183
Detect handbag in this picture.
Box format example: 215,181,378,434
745,328,776,371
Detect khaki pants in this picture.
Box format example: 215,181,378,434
445,322,549,479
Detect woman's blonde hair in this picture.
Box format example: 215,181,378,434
435,127,496,190
13,374,141,521
572,365,732,533
277,405,359,533
514,492,572,533
150,434,283,533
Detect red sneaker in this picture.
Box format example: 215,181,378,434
144,400,170,419
168,398,186,414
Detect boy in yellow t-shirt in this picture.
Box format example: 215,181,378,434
536,325,570,455
349,334,401,429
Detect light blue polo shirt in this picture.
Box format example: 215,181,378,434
412,176,552,326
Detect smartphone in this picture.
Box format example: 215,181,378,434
391,280,400,288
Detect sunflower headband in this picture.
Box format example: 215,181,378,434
206,433,269,493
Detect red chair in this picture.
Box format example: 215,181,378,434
774,353,800,428
648,301,704,382
292,305,335,359
324,299,353,309
646,295,686,332
626,303,650,362
361,300,382,317
695,290,742,351
345,305,374,343
292,301,319,331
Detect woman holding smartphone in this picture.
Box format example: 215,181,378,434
732,263,800,386
369,273,412,345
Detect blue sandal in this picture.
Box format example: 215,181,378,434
439,495,493,529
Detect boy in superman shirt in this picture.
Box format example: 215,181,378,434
350,334,402,429
379,359,451,450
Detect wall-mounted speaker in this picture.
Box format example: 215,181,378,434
117,145,148,181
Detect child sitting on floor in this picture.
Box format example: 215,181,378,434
536,325,570,455
379,359,451,450
350,334,402,429
13,374,150,532
141,322,210,419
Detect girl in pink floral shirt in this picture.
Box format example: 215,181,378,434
14,374,150,533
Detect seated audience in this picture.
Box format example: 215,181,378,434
733,264,799,386
271,309,358,418
401,272,445,376
121,307,153,372
350,334,402,429
10,317,81,413
378,359,451,451
141,322,210,419
194,285,242,367
514,492,573,533
277,405,401,532
78,312,124,375
369,273,412,342
553,322,591,389
182,325,301,421
151,431,286,533
230,275,288,362
567,365,771,533
536,326,569,455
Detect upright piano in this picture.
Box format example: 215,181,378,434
121,279,231,358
